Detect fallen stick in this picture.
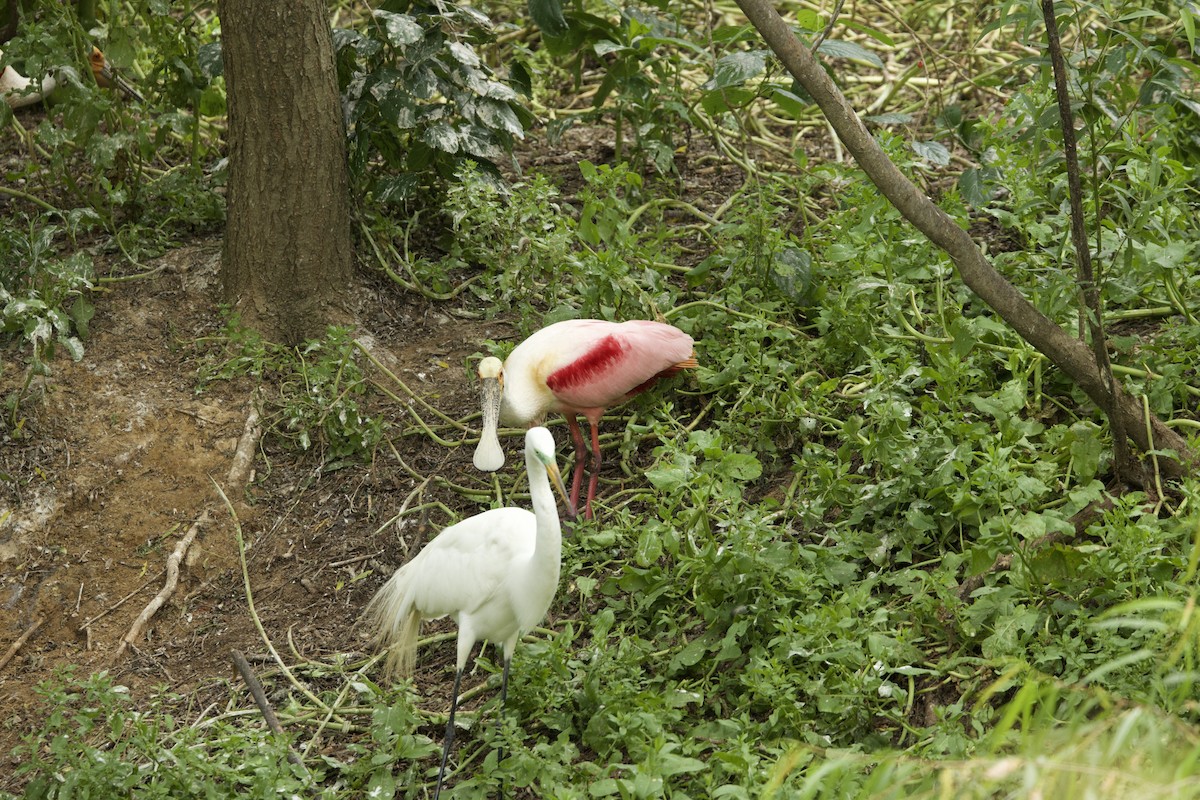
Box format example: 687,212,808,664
116,511,210,657
116,398,263,658
231,648,308,771
226,402,262,490
0,616,44,671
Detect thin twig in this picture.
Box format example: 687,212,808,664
78,572,163,632
1041,0,1131,483
0,616,44,671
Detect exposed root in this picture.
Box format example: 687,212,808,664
116,511,210,658
116,398,262,659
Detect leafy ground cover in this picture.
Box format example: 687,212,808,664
1,0,1199,797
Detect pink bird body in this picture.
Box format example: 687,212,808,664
474,319,697,518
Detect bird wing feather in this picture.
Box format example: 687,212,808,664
404,507,536,620
543,320,694,410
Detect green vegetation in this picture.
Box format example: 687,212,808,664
2,0,1199,797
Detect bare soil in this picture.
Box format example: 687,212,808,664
0,236,529,784
0,117,754,788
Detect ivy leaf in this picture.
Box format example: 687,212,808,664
475,100,524,137
448,42,481,68
423,123,461,153
198,41,223,80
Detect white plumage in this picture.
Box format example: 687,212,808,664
1,48,57,109
364,426,571,798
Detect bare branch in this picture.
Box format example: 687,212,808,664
732,0,1195,478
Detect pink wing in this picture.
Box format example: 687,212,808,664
545,320,694,411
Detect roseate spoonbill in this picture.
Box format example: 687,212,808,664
473,319,697,518
1,46,141,108
364,427,571,799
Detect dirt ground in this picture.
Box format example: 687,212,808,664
0,232,536,784
0,100,768,788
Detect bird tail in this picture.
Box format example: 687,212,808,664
363,567,421,679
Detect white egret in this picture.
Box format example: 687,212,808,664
365,426,572,798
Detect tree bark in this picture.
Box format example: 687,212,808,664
734,0,1196,479
217,0,352,345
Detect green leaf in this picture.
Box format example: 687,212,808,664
958,166,998,207
197,41,223,80
816,39,883,68
476,100,524,137
374,11,423,47
720,452,762,481
509,61,532,97
635,529,663,566
422,123,461,153
1070,428,1102,482
198,86,225,117
61,336,84,362
770,244,813,303
669,636,710,671
865,112,914,125
528,0,569,38
910,139,950,166
701,87,755,116
769,86,811,119
704,50,769,90
447,42,480,68
70,296,95,340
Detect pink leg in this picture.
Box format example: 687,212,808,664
566,415,587,515
584,412,603,520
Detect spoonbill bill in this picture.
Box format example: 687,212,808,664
364,426,571,799
473,318,697,518
1,48,56,108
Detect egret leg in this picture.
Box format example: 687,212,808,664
434,667,465,800
566,415,588,515
495,656,512,797
584,414,603,520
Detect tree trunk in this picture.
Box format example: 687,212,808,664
734,0,1196,480
217,0,352,345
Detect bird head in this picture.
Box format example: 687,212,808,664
473,356,506,471
527,427,574,519
89,47,144,103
